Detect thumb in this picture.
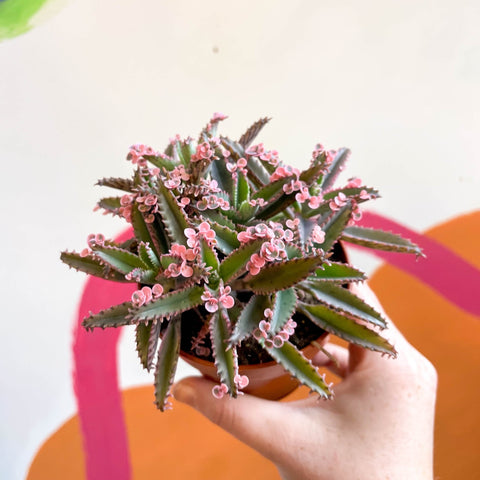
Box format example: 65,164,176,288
173,376,288,461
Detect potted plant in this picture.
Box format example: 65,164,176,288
61,113,422,411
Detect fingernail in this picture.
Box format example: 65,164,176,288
173,382,196,406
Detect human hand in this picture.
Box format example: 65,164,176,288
173,284,437,480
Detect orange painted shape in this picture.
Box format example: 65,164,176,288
28,211,480,480
369,211,480,479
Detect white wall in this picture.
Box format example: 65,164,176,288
1,1,479,478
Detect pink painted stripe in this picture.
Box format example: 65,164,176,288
357,212,480,317
73,230,135,480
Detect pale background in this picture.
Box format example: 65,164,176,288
1,0,479,478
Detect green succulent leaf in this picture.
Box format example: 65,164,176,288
244,256,326,294
145,154,176,171
82,302,132,330
261,340,332,398
229,294,271,345
154,316,181,411
172,139,195,166
138,242,160,271
322,186,379,202
235,171,250,207
304,282,386,328
199,209,236,230
299,303,396,356
317,203,352,253
246,155,271,186
298,216,318,247
341,227,423,256
210,309,238,396
252,176,292,202
220,136,245,160
96,177,135,192
210,157,234,198
210,222,240,254
238,117,270,148
60,251,129,282
135,321,153,370
299,160,325,185
200,237,219,271
157,184,190,246
270,289,297,333
97,197,121,214
92,245,148,275
255,189,298,220
313,262,366,283
219,239,265,282
131,203,168,256
320,148,350,190
131,285,204,322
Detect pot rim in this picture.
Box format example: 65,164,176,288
180,330,330,370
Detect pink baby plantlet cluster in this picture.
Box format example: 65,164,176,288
61,114,423,411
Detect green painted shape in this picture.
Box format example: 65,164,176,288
0,0,54,41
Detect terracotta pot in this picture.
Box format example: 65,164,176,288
180,331,329,400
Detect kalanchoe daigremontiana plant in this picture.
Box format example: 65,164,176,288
61,114,422,410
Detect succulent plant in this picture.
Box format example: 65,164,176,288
61,113,422,411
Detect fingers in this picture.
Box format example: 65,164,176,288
311,343,349,378
173,376,293,462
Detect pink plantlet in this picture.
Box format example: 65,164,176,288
120,194,133,206
211,112,228,121
144,195,157,206
295,187,310,204
264,308,273,319
179,197,190,207
212,383,229,399
278,331,290,341
184,228,198,248
180,263,194,278
329,192,348,211
237,231,254,243
253,328,264,340
284,229,294,242
311,225,326,244
245,143,265,157
219,285,235,309
164,177,181,190
193,142,214,162
196,199,208,211
272,335,285,348
308,195,323,209
201,289,219,313
152,284,164,298
247,253,266,275
87,233,105,247
264,338,274,349
346,177,362,188
234,374,249,389
359,189,370,200
286,218,300,229
221,149,231,158
145,214,155,223
131,286,152,307
198,221,216,245
259,320,271,333
260,241,282,261
80,248,90,258
352,207,363,221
